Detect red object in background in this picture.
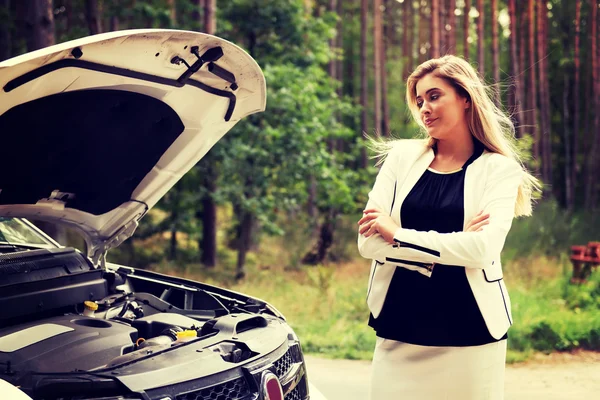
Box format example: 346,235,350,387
569,242,599,284
587,242,600,263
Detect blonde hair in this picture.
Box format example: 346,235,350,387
369,55,540,217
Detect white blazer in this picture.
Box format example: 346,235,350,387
358,139,523,340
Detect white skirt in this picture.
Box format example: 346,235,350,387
370,337,507,400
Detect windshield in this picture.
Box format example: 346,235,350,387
0,218,55,247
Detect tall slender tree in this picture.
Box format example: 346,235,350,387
373,0,382,134
336,0,343,98
85,0,102,34
381,0,391,135
527,0,539,163
24,0,55,51
402,0,414,80
109,0,120,31
585,0,599,209
463,0,470,60
328,0,337,81
204,0,216,34
431,0,440,58
360,0,368,166
198,0,218,267
418,0,429,63
537,0,551,186
569,0,582,210
168,0,177,27
491,0,500,104
476,0,484,75
191,0,202,28
446,0,456,54
508,0,523,137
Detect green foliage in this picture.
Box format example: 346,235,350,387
504,200,600,262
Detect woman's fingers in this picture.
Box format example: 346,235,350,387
362,208,381,214
358,212,383,226
465,212,489,231
358,220,372,235
469,219,490,232
359,220,378,236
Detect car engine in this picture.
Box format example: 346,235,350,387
0,247,309,400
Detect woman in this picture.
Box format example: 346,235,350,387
357,55,539,399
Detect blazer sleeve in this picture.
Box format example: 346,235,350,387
356,144,403,263
359,154,523,269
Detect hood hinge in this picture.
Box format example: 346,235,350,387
90,218,139,267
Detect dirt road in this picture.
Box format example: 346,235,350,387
305,351,600,400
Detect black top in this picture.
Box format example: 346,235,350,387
369,143,507,346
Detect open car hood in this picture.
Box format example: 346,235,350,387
0,29,266,265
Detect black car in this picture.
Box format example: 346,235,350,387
0,29,325,400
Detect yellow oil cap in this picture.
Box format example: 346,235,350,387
84,301,98,311
176,330,197,339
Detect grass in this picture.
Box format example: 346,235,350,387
151,246,600,364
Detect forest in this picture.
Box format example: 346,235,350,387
0,0,598,279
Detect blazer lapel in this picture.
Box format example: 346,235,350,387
392,145,435,227
462,151,488,230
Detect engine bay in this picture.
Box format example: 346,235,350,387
0,247,284,381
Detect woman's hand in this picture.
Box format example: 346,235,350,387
358,208,399,244
465,211,490,232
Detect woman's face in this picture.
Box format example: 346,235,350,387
414,73,470,140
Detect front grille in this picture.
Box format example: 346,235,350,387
285,386,302,400
175,377,252,400
272,348,293,378
168,346,305,400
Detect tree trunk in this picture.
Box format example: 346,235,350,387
418,1,428,63
585,0,599,209
198,171,217,267
84,0,102,35
127,0,136,29
519,0,528,133
563,69,572,209
25,0,55,51
167,0,177,27
402,0,413,81
439,0,446,54
110,8,120,32
328,0,337,80
491,0,500,105
381,0,390,136
65,0,72,33
344,3,355,99
537,0,552,190
360,0,368,167
336,0,343,99
463,0,470,60
528,0,539,164
191,0,202,29
569,0,581,210
0,0,10,62
198,0,218,267
508,0,523,137
373,0,382,134
204,0,216,34
476,0,484,75
431,0,440,58
301,210,338,265
235,210,254,280
169,226,178,260
446,0,456,55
